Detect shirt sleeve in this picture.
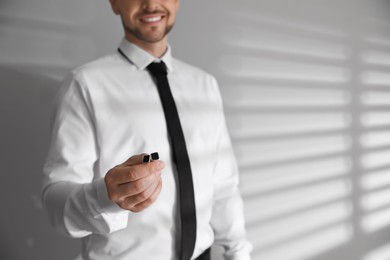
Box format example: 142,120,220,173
210,78,253,260
42,72,129,238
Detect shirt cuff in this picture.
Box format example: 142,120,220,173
63,179,130,237
94,178,130,233
95,178,125,214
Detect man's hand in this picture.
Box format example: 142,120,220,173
104,154,164,212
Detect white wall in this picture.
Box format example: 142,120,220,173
1,0,390,259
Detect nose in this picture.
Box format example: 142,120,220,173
141,0,160,12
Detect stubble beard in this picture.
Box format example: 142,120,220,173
124,21,175,44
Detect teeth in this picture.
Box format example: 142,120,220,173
142,16,162,23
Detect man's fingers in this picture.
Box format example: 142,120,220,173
131,178,163,212
119,176,162,211
122,153,149,167
106,160,165,185
104,153,164,208
117,173,160,197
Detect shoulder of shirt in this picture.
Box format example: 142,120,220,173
69,52,124,78
172,57,217,82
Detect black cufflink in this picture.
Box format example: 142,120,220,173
143,152,159,163
143,154,150,163
151,152,159,161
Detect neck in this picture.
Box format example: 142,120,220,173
125,34,168,58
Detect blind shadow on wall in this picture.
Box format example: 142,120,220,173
211,1,390,259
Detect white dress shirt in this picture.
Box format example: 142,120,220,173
42,38,252,260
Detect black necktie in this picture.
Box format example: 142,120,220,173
147,62,197,260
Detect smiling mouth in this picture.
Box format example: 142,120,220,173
141,16,163,23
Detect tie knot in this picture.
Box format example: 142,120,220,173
147,61,167,76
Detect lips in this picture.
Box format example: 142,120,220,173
139,12,166,24
141,16,163,23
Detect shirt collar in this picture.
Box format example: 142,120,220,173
118,38,173,72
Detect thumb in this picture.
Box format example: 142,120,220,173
122,153,149,166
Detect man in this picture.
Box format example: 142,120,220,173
42,0,252,259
